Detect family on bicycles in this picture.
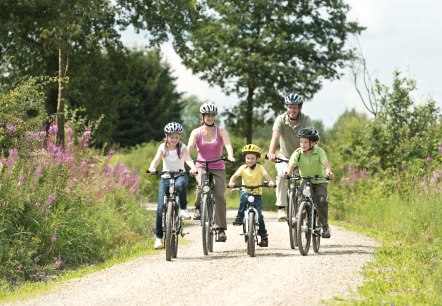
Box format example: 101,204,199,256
148,92,334,252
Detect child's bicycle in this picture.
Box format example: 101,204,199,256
265,155,301,250
146,169,190,261
296,176,331,256
228,183,275,257
195,157,232,256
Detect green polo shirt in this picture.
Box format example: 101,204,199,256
289,146,328,184
272,112,314,159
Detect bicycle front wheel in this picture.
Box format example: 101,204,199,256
312,209,321,254
287,191,297,249
172,216,181,258
247,211,256,257
165,200,174,261
201,194,210,255
208,199,214,252
297,201,311,256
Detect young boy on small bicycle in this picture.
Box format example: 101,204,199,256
228,144,276,247
148,122,197,249
285,128,334,238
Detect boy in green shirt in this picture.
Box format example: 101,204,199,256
285,128,335,238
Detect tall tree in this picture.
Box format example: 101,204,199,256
168,0,363,142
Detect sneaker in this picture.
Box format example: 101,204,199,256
193,208,201,220
277,208,287,222
154,237,163,249
259,236,268,247
232,217,243,226
322,225,331,238
180,209,191,220
218,229,227,242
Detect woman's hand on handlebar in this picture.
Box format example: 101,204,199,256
227,182,235,188
189,168,198,176
227,156,235,163
147,167,156,174
267,181,276,188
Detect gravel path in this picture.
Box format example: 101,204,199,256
4,209,379,306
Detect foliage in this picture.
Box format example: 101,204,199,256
68,49,183,147
165,0,363,142
0,81,150,290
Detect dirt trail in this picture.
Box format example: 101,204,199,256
4,209,378,306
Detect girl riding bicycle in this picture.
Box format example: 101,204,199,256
285,128,335,238
187,102,235,242
148,122,197,249
228,144,276,247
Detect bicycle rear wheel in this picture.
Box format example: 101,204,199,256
201,194,209,255
297,201,311,256
287,191,297,249
247,211,256,257
312,209,321,254
165,200,174,261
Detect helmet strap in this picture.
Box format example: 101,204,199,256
203,122,215,127
247,163,257,170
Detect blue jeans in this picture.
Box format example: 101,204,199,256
155,175,188,238
236,191,267,237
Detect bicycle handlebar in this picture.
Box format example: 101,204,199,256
228,183,276,189
194,156,233,164
264,154,289,163
146,169,197,176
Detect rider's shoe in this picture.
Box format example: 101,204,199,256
218,229,227,242
259,235,268,247
232,217,243,226
180,209,191,220
193,208,201,220
154,237,163,249
277,208,287,222
322,225,331,238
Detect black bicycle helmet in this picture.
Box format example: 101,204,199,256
297,127,319,142
285,92,304,105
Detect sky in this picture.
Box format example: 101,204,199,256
121,0,442,128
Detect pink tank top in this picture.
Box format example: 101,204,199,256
196,127,225,170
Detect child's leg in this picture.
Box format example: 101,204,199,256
255,196,267,237
175,175,189,210
238,191,249,219
155,179,168,238
314,184,328,226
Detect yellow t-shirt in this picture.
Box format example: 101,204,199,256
238,164,267,195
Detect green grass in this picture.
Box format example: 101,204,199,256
329,187,442,305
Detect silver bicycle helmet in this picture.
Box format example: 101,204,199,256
164,122,184,134
199,102,218,115
285,92,304,105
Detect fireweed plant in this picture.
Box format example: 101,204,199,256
0,123,150,291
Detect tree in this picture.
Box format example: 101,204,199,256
169,0,363,143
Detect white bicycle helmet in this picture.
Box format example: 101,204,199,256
164,122,184,134
199,102,218,115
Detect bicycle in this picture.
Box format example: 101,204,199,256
266,155,301,249
194,156,231,256
296,176,330,256
228,183,275,257
147,169,191,261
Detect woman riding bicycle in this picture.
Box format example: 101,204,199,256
187,102,235,242
228,144,276,247
148,122,197,249
285,128,335,238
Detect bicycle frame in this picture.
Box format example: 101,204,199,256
195,157,228,255
228,183,273,257
296,176,328,256
147,169,187,261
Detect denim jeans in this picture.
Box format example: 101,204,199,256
236,191,267,237
155,175,188,238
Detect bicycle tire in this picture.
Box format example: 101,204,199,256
247,211,256,257
165,200,174,261
172,215,180,258
208,198,214,252
287,191,297,249
312,209,321,253
297,201,311,256
201,194,209,255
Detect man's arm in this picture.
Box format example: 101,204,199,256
267,130,280,160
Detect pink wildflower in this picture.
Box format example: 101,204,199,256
54,258,62,268
51,235,57,242
35,166,42,175
6,123,16,133
49,194,55,203
426,155,433,163
49,125,58,135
